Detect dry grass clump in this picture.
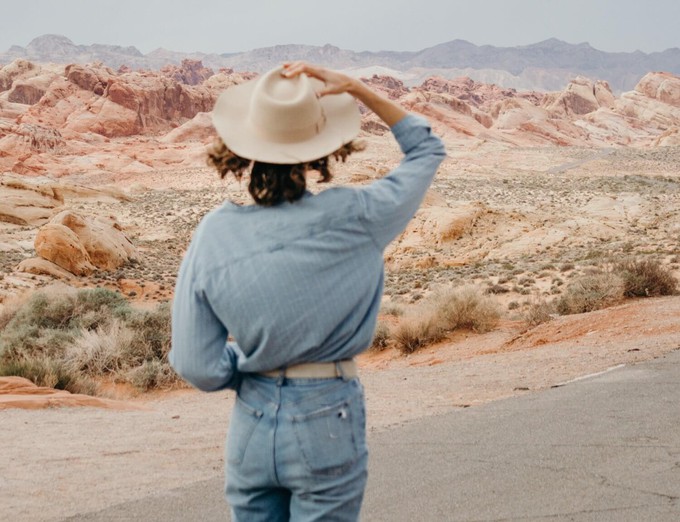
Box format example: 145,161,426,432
370,321,392,352
613,258,678,297
431,286,501,333
524,298,555,327
0,288,179,395
393,315,445,354
555,272,625,315
393,286,501,354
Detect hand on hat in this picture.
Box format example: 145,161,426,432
282,61,407,128
282,62,356,98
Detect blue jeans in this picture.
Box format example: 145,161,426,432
225,373,368,522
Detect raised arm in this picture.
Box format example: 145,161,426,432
284,62,447,250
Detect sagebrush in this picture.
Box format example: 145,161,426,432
614,258,678,297
392,286,500,354
0,287,179,395
555,272,624,315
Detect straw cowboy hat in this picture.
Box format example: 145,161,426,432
212,66,361,164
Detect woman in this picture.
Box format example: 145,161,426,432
170,62,446,521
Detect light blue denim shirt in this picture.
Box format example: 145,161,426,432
170,114,446,391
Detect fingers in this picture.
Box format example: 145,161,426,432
282,61,322,80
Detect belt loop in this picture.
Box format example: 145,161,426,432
335,361,348,382
276,368,286,386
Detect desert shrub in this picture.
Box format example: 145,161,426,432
0,357,96,395
393,286,500,354
0,288,177,395
370,321,391,351
124,360,179,391
485,284,510,294
555,272,624,315
123,303,172,363
0,295,26,331
380,303,403,317
431,286,501,334
524,299,555,327
63,319,135,376
393,316,444,354
614,258,678,297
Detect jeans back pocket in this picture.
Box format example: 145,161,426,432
293,399,360,476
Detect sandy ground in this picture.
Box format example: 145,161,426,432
2,296,679,521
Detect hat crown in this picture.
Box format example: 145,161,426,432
211,65,360,164
248,69,324,140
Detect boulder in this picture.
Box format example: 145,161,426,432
634,72,680,107
16,257,75,280
0,59,39,92
544,77,602,116
35,223,95,276
7,71,58,105
160,111,215,143
49,210,137,271
65,63,114,95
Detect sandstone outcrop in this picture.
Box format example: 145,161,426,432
48,210,138,271
160,59,214,85
0,175,64,225
0,376,141,410
35,223,95,276
541,77,616,120
16,257,76,280
0,59,40,92
29,209,137,276
160,111,215,143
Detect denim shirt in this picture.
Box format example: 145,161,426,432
170,114,446,391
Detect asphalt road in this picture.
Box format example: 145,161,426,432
64,349,680,521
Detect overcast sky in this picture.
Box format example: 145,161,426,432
2,0,678,55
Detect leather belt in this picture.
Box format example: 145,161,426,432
259,359,358,379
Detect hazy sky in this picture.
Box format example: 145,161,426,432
2,0,679,55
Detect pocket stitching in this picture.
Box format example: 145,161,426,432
292,399,359,476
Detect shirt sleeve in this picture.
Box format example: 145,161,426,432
356,114,446,250
169,236,241,392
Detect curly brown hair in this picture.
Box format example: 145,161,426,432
207,139,365,207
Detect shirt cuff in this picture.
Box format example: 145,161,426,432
390,114,433,155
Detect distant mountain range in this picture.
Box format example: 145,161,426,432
2,34,680,92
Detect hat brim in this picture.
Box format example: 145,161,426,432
212,75,361,164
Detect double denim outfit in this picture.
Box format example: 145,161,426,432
170,115,446,521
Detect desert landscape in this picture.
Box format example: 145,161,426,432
1,39,680,520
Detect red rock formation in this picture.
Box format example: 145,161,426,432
0,174,64,225
161,59,214,85
635,72,680,107
361,75,409,100
66,63,113,95
419,76,544,111
543,76,612,116
0,59,40,92
1,61,680,178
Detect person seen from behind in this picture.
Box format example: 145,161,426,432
170,61,446,521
